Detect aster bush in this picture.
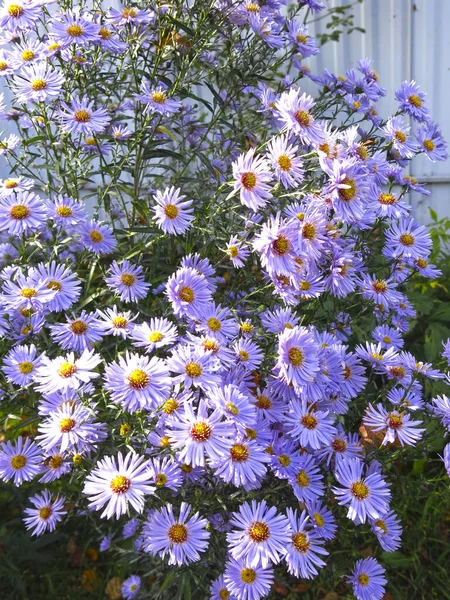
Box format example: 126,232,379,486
0,0,450,599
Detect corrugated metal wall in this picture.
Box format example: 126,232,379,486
0,0,449,223
301,0,450,223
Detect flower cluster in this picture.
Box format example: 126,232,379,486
0,0,449,599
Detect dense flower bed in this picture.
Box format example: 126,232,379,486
0,0,449,598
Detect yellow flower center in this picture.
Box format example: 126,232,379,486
292,531,310,553
10,204,30,220
10,454,27,469
49,455,64,469
4,178,18,188
240,323,254,334
302,222,316,240
300,281,311,291
179,286,194,303
56,205,73,217
296,34,308,43
372,280,387,293
239,350,249,361
147,331,162,343
120,273,136,286
110,474,131,494
21,287,36,298
241,172,256,190
47,280,62,291
248,521,270,542
74,109,91,123
120,424,130,436
226,402,239,416
89,230,103,243
375,519,387,533
296,470,309,487
408,94,422,107
163,204,178,219
207,317,221,332
70,320,88,335
278,454,291,467
128,369,149,389
358,573,370,586
31,78,47,91
277,154,292,171
58,362,77,378
228,245,239,258
301,413,317,429
294,110,311,126
162,398,179,414
112,316,128,328
379,193,396,205
59,417,76,432
185,362,202,378
313,512,324,527
168,523,188,544
67,24,83,37
338,177,356,202
0,61,8,71
423,139,435,151
99,27,112,40
39,507,53,520
230,443,249,462
240,568,256,584
255,395,272,409
151,91,166,104
18,361,33,374
122,7,138,18
7,3,23,17
288,347,304,367
356,145,369,160
331,438,347,453
219,590,230,600
272,235,290,255
399,233,415,247
388,413,403,429
155,473,167,486
351,481,370,500
190,421,211,442
394,130,407,143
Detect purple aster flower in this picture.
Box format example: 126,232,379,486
152,186,194,234
83,451,154,519
442,338,450,367
232,148,272,211
288,454,325,502
384,217,432,260
387,385,424,411
370,509,402,552
135,82,182,115
226,236,251,268
107,5,154,26
285,399,336,449
287,21,320,56
260,307,299,334
37,404,107,454
122,575,141,600
276,326,320,388
58,96,110,135
269,440,303,480
253,214,298,276
104,351,171,412
277,87,325,146
363,404,425,446
34,349,101,395
166,267,212,319
372,325,404,351
123,517,140,539
0,49,15,75
233,338,263,371
227,499,291,568
266,134,304,188
208,383,257,431
28,261,81,312
14,63,64,103
0,0,41,31
0,133,21,156
39,452,71,483
284,508,328,579
45,195,87,228
99,535,112,552
416,122,448,162
105,259,150,303
315,423,363,467
131,317,178,351
211,439,269,488
1,272,56,311
167,344,220,390
96,306,137,338
50,310,104,352
430,395,450,431
210,575,237,600
0,190,47,235
323,158,368,223
306,500,337,540
359,274,402,309
333,458,391,524
0,176,33,197
79,220,117,254
148,457,182,491
49,11,100,46
96,24,128,53
143,502,210,565
347,557,387,600
111,124,132,140
0,436,42,486
224,559,273,600
198,303,238,341
167,399,235,467
383,116,418,158
395,80,430,122
23,490,66,536
2,343,42,386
